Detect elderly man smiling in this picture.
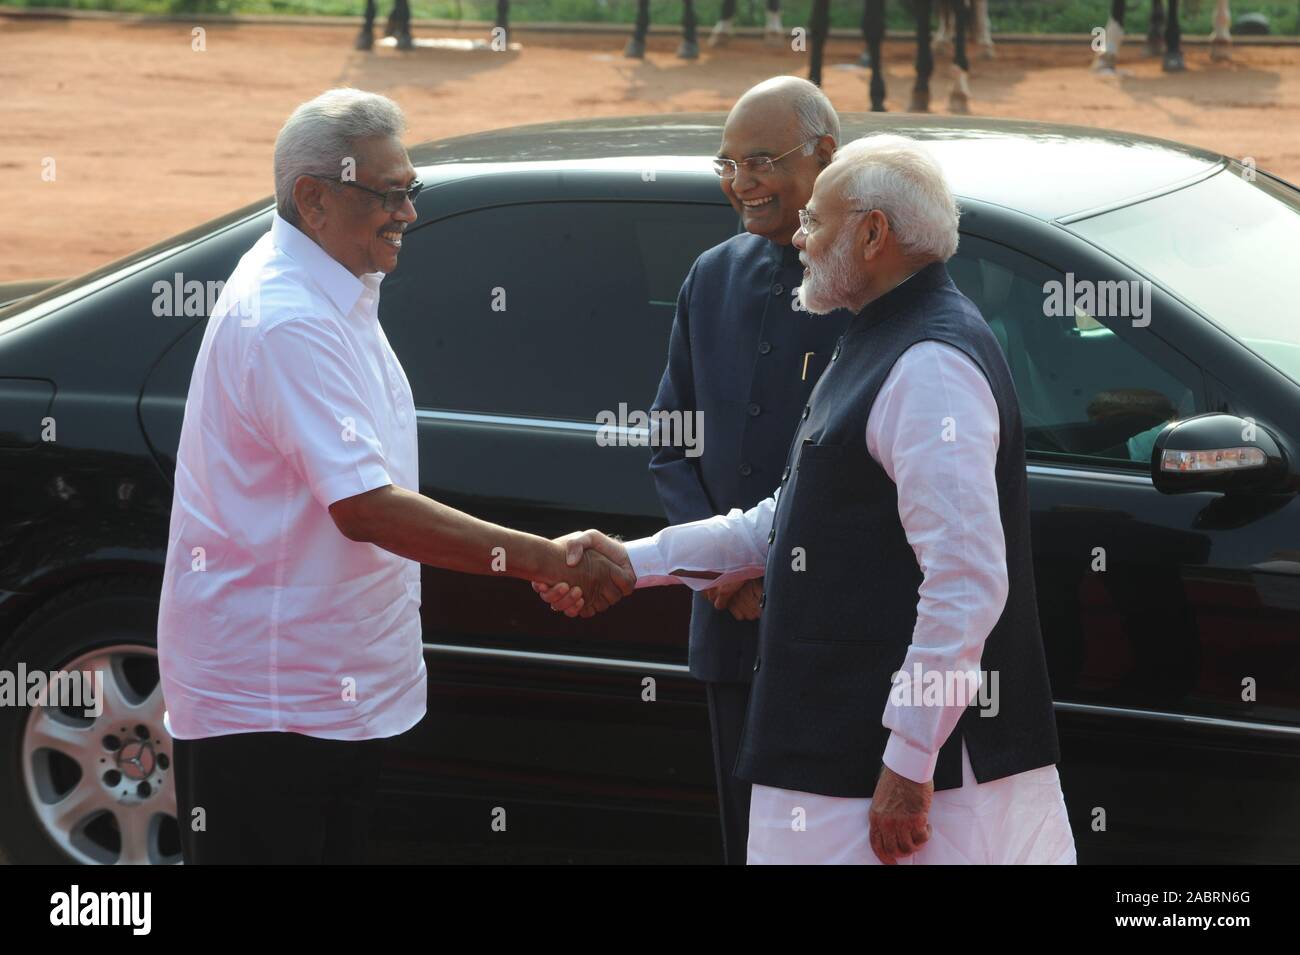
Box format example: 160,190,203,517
541,135,1076,865
158,89,631,864
647,75,850,865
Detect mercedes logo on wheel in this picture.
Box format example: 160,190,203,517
117,740,156,781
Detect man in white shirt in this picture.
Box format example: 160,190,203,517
537,135,1075,865
159,88,632,864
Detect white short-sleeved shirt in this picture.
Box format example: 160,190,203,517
157,214,426,741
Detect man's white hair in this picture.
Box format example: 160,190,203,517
273,88,407,225
828,134,960,261
736,75,842,153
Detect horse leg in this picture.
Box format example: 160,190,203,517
976,0,994,59
1093,0,1124,72
809,0,830,87
859,0,873,68
388,0,412,48
679,0,700,57
1210,0,1232,61
911,0,934,112
1163,0,1185,70
866,0,886,109
625,0,649,57
934,3,953,59
948,0,971,113
355,0,376,49
1146,0,1165,56
710,0,737,47
765,0,785,45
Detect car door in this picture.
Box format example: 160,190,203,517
949,232,1300,864
371,194,740,862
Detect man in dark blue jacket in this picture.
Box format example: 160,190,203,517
648,77,851,864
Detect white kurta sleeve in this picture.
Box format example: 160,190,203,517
624,490,778,592
867,341,1009,785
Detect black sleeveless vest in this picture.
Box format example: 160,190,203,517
734,260,1060,796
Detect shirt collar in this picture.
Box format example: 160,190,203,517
271,213,382,318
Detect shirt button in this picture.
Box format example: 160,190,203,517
759,341,772,355
740,463,753,477
748,403,761,417
773,283,784,296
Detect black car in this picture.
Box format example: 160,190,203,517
1,114,1298,865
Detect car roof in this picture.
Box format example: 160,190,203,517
410,113,1225,222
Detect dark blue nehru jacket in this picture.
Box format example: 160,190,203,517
649,231,851,683
736,261,1061,796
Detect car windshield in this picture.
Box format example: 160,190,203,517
1070,168,1300,387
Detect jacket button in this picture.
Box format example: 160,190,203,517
753,656,761,673
801,406,810,420
758,592,766,609
781,466,790,481
748,403,761,417
832,345,841,361
759,341,772,355
739,463,752,476
766,528,776,545
773,283,784,296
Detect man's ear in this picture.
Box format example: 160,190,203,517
292,175,329,231
815,135,836,169
864,209,889,253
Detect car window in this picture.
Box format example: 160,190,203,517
378,201,738,421
1069,169,1300,388
949,236,1204,469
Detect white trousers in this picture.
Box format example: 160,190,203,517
747,742,1077,864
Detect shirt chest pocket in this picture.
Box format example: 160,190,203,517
380,353,413,429
784,441,867,530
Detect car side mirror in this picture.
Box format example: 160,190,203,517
1152,413,1289,495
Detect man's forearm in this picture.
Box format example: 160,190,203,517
341,485,564,583
625,495,775,591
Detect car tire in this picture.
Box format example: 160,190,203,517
0,576,181,865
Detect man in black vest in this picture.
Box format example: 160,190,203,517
540,134,1075,864
646,76,850,865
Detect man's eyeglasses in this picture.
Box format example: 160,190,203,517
798,207,875,237
713,138,818,180
327,177,423,212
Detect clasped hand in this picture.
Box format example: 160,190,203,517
533,529,636,618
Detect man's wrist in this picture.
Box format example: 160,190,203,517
622,537,662,588
882,732,938,785
515,535,563,584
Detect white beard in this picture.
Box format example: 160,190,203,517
796,232,860,314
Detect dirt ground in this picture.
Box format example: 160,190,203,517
2,16,1298,282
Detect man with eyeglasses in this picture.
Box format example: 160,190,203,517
541,134,1075,865
157,88,633,864
644,76,851,864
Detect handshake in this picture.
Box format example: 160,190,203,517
533,530,637,618
530,529,763,622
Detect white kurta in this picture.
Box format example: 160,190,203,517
748,741,1075,865
624,334,1077,865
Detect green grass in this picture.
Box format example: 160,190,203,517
8,0,1298,35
